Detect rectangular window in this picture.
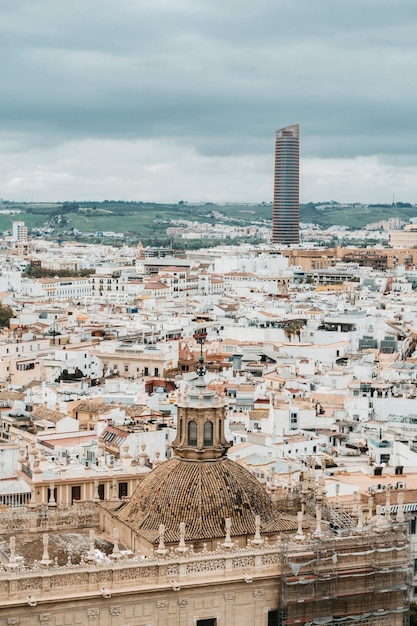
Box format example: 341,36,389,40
196,620,216,626
411,518,416,535
118,482,128,499
71,485,81,504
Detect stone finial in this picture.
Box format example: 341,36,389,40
356,505,364,531
353,491,359,515
252,515,263,546
176,522,188,554
110,528,121,559
153,450,164,468
48,483,56,507
155,524,168,556
40,533,51,566
376,504,391,530
122,444,131,459
317,473,325,501
367,496,373,521
269,466,275,491
294,511,304,542
111,478,118,500
8,536,19,569
222,517,233,549
33,456,41,474
92,480,100,502
335,483,340,506
138,443,148,466
86,529,96,561
385,485,391,517
313,505,322,538
287,466,292,489
397,492,405,523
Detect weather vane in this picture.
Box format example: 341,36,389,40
193,331,207,377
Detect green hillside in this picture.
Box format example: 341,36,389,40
1,200,416,243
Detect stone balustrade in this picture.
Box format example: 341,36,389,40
0,525,410,607
0,503,100,534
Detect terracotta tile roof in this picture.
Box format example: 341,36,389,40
73,401,113,414
0,390,26,402
248,410,269,420
115,457,297,544
31,406,66,423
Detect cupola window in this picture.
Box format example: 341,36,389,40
204,421,213,446
188,420,197,446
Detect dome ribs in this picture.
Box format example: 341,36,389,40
114,457,297,545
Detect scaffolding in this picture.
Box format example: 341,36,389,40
278,525,412,626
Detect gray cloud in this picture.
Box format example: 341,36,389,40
1,0,417,201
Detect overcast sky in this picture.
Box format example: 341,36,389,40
1,0,417,204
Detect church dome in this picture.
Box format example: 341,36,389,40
114,358,297,546
115,456,296,544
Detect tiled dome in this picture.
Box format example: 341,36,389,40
115,456,296,544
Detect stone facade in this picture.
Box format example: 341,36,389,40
0,521,410,625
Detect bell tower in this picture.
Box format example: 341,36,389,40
172,334,230,461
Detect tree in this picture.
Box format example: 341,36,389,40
55,367,85,383
283,320,305,342
0,304,14,328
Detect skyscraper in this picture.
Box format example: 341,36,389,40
272,124,300,245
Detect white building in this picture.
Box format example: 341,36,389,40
12,221,28,242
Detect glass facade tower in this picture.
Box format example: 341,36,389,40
272,124,300,245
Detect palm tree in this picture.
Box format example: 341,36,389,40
283,320,305,343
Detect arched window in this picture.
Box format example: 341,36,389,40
179,419,183,440
204,421,213,446
188,420,197,446
218,419,222,440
